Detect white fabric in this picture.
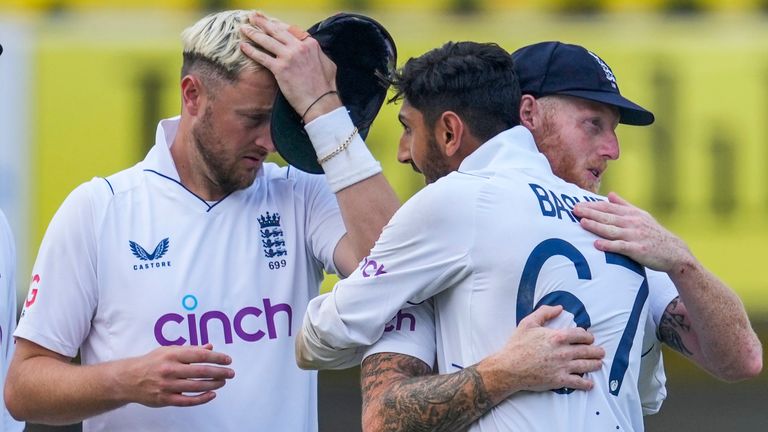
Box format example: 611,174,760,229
637,270,678,414
303,126,653,431
15,117,346,432
364,269,677,415
0,210,23,431
304,107,382,192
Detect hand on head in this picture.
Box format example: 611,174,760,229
239,12,341,124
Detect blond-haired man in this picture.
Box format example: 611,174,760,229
4,10,397,431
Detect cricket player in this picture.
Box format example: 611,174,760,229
357,42,762,431
4,10,399,431
1,208,23,432
0,42,25,432
297,41,655,431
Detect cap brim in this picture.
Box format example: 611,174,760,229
270,13,396,174
557,89,655,126
270,94,371,174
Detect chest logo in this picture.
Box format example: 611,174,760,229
258,212,288,258
130,238,172,271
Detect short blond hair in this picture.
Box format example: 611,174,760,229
180,10,270,82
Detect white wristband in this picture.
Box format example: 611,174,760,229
304,107,382,193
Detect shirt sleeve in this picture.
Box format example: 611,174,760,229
637,269,676,415
362,300,436,368
298,183,474,368
299,166,347,276
14,181,106,358
646,270,679,330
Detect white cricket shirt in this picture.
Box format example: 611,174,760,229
305,126,654,431
15,117,346,431
0,210,24,431
364,268,676,416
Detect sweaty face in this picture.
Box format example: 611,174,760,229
533,96,620,193
191,68,277,196
396,101,452,184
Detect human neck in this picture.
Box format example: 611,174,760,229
170,123,228,202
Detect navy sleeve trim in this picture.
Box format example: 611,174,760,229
102,177,115,195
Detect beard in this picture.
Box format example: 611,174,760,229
191,106,259,195
420,134,453,184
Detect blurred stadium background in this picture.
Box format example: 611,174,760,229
1,0,766,430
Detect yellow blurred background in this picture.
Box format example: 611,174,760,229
0,0,766,430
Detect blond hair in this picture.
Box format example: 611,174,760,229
180,10,271,82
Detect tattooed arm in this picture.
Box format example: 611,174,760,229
361,305,605,432
361,353,489,432
657,262,762,381
575,192,762,381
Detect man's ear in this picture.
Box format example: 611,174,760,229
437,111,465,158
519,94,538,130
181,75,204,116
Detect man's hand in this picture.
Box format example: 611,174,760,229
574,192,762,381
122,343,235,408
4,339,235,425
360,305,605,432
481,305,605,397
239,13,341,123
573,191,691,273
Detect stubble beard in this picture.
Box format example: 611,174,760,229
192,106,257,196
421,134,453,184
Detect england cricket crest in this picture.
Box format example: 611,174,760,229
587,51,617,90
258,211,288,258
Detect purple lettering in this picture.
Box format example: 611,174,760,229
234,306,265,342
395,310,416,331
199,311,232,345
264,299,292,339
155,313,186,346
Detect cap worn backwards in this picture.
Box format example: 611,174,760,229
511,41,654,126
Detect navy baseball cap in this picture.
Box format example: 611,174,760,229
511,41,654,126
270,13,396,174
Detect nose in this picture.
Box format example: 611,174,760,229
258,128,276,154
397,135,411,165
602,132,620,160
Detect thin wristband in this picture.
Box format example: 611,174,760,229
301,90,338,123
317,126,358,165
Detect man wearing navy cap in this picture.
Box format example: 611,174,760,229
516,40,760,386
348,41,761,430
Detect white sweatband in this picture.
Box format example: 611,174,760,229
304,107,382,193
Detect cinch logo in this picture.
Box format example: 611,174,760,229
153,294,293,346
384,309,416,332
129,238,172,271
360,257,387,278
258,211,288,258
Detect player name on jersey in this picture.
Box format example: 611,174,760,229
529,183,602,222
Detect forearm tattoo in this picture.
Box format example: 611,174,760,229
657,297,693,356
361,353,494,432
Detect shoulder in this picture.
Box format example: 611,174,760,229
390,174,483,233
100,162,145,197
